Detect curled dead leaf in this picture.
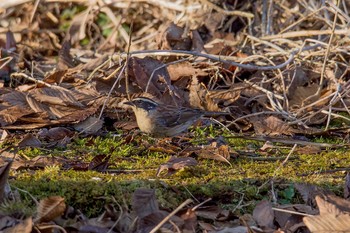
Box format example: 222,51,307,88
252,200,275,230
156,156,198,176
35,196,66,223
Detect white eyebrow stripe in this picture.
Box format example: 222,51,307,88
134,97,159,106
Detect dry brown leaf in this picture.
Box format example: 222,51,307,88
103,204,133,232
344,173,350,199
252,200,275,230
197,144,231,165
274,203,318,229
284,66,308,95
67,8,92,45
207,88,241,107
295,183,333,207
191,29,205,52
157,22,192,51
43,70,68,84
0,216,21,232
138,210,184,232
73,116,104,135
0,129,8,143
113,120,138,131
0,161,12,202
190,80,245,112
35,196,66,223
0,151,22,170
0,91,33,126
216,226,256,233
321,194,350,214
58,39,75,70
128,57,169,98
304,213,350,232
195,206,231,221
3,217,32,233
204,12,226,35
294,145,322,155
148,146,176,154
132,188,159,219
252,115,296,136
78,225,114,233
18,134,41,148
289,83,319,109
315,195,343,216
0,86,99,129
88,154,111,172
38,127,74,141
29,86,85,108
167,61,207,81
0,85,100,129
180,208,197,233
28,155,66,169
189,76,207,110
156,156,198,176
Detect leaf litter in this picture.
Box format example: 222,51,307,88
1,0,350,232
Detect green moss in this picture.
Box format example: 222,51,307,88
8,131,350,217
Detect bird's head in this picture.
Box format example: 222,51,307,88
124,97,159,112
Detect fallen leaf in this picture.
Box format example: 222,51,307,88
132,188,159,219
252,115,297,136
67,8,92,45
138,210,184,232
197,143,232,165
38,127,74,141
73,116,104,135
0,129,8,143
0,161,12,202
18,134,41,148
320,194,350,214
303,195,350,232
167,61,207,81
35,196,66,223
216,226,255,233
180,208,197,233
195,206,231,221
252,200,275,230
345,173,350,199
156,156,198,176
295,183,333,207
88,154,111,172
157,22,192,51
3,217,32,233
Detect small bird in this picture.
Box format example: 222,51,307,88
124,96,229,137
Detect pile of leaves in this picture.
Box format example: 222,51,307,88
1,0,350,232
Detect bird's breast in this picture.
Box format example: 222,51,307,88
133,109,157,134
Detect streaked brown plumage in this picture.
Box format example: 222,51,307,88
124,97,229,137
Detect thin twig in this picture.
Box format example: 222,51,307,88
150,199,193,233
10,72,52,87
98,65,123,119
272,207,313,217
112,44,321,71
317,3,338,96
261,29,349,40
258,144,297,193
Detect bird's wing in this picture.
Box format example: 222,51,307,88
160,109,204,127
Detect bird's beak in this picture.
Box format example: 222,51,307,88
123,101,134,106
